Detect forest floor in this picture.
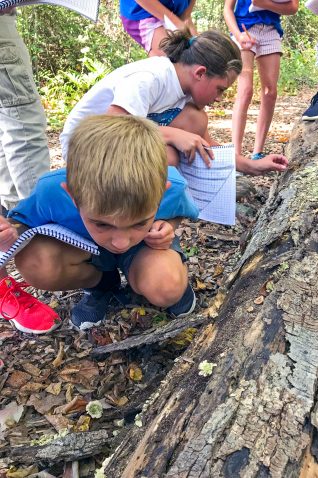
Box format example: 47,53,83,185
0,89,314,476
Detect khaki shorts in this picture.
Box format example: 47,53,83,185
232,24,282,58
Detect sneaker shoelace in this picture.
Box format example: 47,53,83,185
0,280,32,320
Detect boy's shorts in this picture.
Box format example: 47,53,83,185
91,236,186,279
121,15,163,53
232,24,282,58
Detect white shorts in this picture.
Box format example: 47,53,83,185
232,24,282,58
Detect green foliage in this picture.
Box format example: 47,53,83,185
279,41,318,94
15,0,318,128
17,0,146,129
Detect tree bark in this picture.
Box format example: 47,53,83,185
104,120,318,478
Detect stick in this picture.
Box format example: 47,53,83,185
242,23,251,40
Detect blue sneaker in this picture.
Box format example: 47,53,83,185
71,289,114,330
166,284,196,318
302,92,318,121
251,152,266,160
71,270,121,330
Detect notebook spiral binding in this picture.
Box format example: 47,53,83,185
0,224,99,269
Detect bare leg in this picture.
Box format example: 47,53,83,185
15,236,102,291
149,26,168,57
128,246,188,308
253,53,280,155
232,50,255,155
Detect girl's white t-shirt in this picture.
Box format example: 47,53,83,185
60,56,191,159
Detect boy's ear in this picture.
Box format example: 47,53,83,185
165,181,171,190
61,182,76,206
193,65,207,80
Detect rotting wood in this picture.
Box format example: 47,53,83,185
92,313,210,358
103,120,318,477
10,429,110,465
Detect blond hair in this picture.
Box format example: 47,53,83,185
67,115,167,218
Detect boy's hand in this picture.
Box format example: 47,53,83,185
0,216,18,251
144,220,175,250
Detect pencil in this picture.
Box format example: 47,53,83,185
242,23,251,40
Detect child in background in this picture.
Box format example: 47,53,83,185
224,0,298,159
120,0,197,56
0,115,199,333
302,0,318,121
60,28,288,176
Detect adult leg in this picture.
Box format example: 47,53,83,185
253,53,280,155
0,101,49,210
231,50,255,155
0,13,49,210
128,246,188,308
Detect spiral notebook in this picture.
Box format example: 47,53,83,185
178,145,236,226
0,0,100,21
0,224,99,268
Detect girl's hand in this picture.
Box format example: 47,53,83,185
237,31,257,50
250,154,289,175
0,216,18,251
168,128,214,167
144,220,175,250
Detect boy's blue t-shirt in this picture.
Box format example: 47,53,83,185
8,167,199,240
234,0,283,36
120,0,191,20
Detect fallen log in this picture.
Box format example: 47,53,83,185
104,120,318,477
92,313,210,357
10,429,110,465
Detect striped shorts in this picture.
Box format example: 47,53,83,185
232,24,282,58
121,15,163,53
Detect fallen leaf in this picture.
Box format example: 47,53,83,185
58,359,99,388
74,415,91,432
53,395,88,415
21,363,41,377
0,401,24,432
6,371,31,389
254,296,264,305
19,382,45,395
128,363,143,382
7,466,38,478
52,342,64,368
27,392,65,415
195,279,207,291
106,395,129,407
45,382,62,395
44,413,71,431
0,330,16,342
213,264,224,277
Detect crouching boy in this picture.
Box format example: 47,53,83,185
0,115,199,332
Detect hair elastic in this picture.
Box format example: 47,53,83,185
188,36,197,47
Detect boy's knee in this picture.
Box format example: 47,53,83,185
15,240,65,289
134,268,187,308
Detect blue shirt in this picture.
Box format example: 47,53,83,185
8,167,199,240
120,0,191,20
234,0,283,36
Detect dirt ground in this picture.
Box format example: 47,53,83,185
0,90,314,476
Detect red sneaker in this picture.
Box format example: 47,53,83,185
0,276,61,334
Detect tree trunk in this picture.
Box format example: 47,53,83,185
104,120,318,478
